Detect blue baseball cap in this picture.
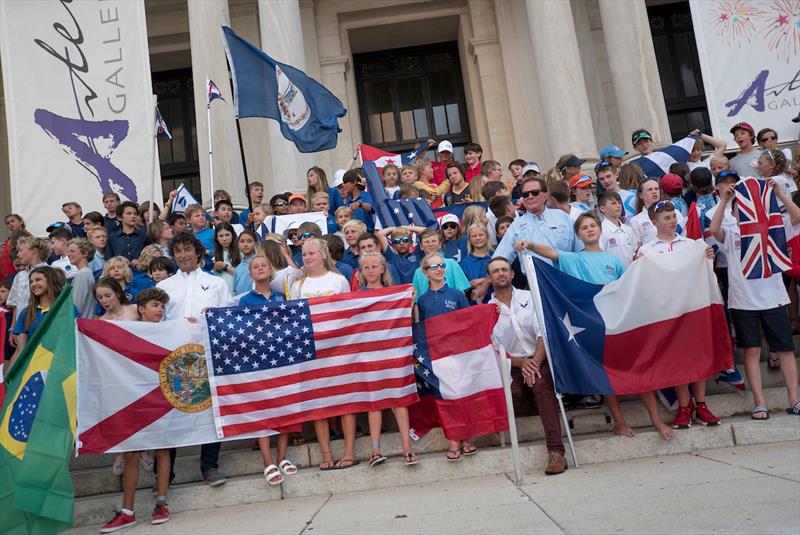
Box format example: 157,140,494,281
599,144,627,160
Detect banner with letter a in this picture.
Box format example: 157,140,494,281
689,0,799,148
0,1,161,235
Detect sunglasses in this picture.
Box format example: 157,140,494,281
442,223,459,230
273,201,288,207
654,200,674,210
717,169,739,180
299,232,315,239
760,135,777,142
520,189,544,198
425,263,446,271
392,237,411,244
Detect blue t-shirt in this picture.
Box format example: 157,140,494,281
385,248,419,285
342,248,359,270
556,251,626,285
336,261,354,282
131,269,155,291
344,190,376,231
194,228,215,256
417,284,471,321
238,290,286,306
232,255,255,295
459,252,491,282
13,305,78,337
412,256,471,302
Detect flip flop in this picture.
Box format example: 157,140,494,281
446,450,461,462
461,445,477,456
369,453,387,468
264,465,284,486
278,459,298,475
787,401,800,415
333,458,360,470
404,452,418,466
751,405,770,420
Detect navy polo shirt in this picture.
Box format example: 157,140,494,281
238,290,286,306
345,190,376,231
106,227,147,261
68,220,87,238
442,239,462,263
104,215,121,234
342,248,359,269
385,248,418,284
459,252,491,281
417,284,470,321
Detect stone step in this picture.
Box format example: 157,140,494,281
70,381,792,498
70,413,800,530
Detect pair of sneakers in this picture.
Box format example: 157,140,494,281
671,399,721,429
100,502,169,533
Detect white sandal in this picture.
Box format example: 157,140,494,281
264,464,284,486
278,459,298,476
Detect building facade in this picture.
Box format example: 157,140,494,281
0,0,708,218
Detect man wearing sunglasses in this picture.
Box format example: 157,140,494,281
493,177,580,271
269,193,291,216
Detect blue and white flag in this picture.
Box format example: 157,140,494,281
172,183,200,213
632,135,696,178
221,26,347,153
363,161,437,228
155,107,172,140
207,79,224,104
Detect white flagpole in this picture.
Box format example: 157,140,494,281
495,344,523,485
206,76,215,208
149,134,158,224
522,254,580,468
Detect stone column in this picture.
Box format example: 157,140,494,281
188,0,245,206
258,0,314,195
524,0,598,161
598,0,671,149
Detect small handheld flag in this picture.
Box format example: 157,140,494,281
360,143,423,171
172,183,200,213
207,79,224,104
155,107,172,140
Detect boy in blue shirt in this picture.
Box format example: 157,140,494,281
378,225,427,284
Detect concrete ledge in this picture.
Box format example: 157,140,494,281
72,414,798,528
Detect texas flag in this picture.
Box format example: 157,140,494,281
360,143,423,171
207,79,224,104
408,305,508,440
527,241,733,395
76,319,270,454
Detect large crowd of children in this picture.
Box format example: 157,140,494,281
1,124,799,532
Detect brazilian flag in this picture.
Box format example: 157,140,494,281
0,287,77,534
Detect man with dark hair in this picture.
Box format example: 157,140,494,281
493,177,579,272
107,201,147,263
103,192,122,233
487,256,566,475
157,231,232,487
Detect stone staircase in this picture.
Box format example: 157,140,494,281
69,357,799,529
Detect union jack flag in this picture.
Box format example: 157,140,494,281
207,79,224,104
734,177,792,279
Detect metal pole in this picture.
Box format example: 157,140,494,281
149,134,158,224
206,103,215,208
495,345,523,485
522,254,580,468
235,118,253,214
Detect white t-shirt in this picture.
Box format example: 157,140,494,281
720,225,789,310
568,203,589,223
703,203,738,268
687,157,712,171
638,234,693,256
599,218,637,267
289,271,350,299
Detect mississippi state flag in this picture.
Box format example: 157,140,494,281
360,144,423,171
528,242,733,395
734,177,792,279
408,305,508,441
76,319,270,454
207,79,224,104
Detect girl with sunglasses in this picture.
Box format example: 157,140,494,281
438,214,463,262
417,252,474,460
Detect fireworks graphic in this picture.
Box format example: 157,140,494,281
761,0,800,62
712,0,767,46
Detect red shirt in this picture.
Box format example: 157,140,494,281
431,161,448,186
466,162,481,182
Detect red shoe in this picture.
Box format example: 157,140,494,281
100,511,136,533
671,406,692,429
694,402,721,426
151,502,170,525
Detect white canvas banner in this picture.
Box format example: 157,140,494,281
0,0,162,235
689,0,800,147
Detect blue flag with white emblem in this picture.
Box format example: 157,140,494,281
221,26,347,153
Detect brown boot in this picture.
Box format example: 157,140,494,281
544,451,567,475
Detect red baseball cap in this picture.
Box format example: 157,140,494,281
659,173,684,195
568,174,593,189
729,122,754,136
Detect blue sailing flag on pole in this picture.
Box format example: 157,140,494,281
221,26,347,153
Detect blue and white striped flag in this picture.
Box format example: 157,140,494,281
363,161,437,228
632,135,696,178
155,107,172,140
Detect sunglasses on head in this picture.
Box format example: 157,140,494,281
520,189,544,198
299,232,314,239
654,200,674,210
425,263,446,271
392,237,411,244
442,223,459,230
594,161,612,173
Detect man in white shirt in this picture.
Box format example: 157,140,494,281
487,257,566,475
158,232,233,486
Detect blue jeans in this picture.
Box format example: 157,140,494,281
200,442,221,475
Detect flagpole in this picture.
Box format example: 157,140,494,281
235,118,253,215
206,76,215,208
149,134,158,224
522,254,580,469
495,344,523,486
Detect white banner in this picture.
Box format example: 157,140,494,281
689,0,800,147
257,211,329,242
0,0,162,235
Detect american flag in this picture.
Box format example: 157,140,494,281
203,286,418,438
207,79,224,104
735,177,792,279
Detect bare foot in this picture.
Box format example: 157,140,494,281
613,424,636,437
655,423,674,441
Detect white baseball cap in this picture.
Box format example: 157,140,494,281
437,213,461,227
437,140,453,153
332,169,346,187
521,162,541,176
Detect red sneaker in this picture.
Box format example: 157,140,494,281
151,502,170,525
694,402,721,426
100,511,136,533
671,406,692,429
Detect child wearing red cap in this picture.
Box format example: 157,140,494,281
568,174,595,222
658,173,688,217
